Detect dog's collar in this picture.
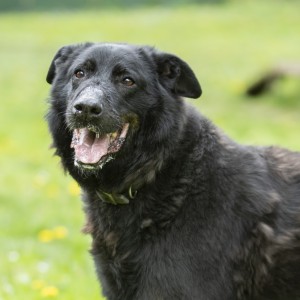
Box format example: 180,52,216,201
96,186,137,205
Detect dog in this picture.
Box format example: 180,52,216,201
46,43,300,300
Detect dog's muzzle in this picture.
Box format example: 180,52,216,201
69,86,130,169
71,123,129,168
72,86,104,120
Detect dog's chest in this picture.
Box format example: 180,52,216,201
97,229,195,299
89,203,236,300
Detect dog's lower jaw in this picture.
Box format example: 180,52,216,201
74,155,114,170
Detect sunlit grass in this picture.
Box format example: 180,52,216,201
0,1,300,299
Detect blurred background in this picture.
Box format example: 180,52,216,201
1,0,299,299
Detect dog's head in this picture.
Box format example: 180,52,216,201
47,43,201,172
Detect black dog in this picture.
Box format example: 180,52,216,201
46,43,300,300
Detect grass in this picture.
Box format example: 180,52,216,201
1,1,300,299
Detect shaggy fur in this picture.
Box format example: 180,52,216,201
46,43,300,300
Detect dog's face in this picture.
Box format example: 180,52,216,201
47,43,201,171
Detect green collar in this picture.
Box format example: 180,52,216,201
96,186,137,205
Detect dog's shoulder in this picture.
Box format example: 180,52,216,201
263,146,300,179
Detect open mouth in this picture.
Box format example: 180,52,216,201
71,123,129,169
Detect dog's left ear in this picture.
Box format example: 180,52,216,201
154,52,202,99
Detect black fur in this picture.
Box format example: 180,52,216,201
46,43,300,300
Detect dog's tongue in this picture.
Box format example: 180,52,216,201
71,128,110,164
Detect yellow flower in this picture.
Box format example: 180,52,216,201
41,285,59,298
53,226,68,239
38,229,55,243
68,180,81,196
38,226,68,243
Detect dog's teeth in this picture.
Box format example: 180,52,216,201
96,133,100,139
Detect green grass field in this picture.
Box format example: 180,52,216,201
1,1,300,299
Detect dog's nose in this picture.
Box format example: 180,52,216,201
73,99,103,117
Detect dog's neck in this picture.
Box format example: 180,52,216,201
95,185,137,205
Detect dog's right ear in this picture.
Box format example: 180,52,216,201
46,47,66,84
46,43,93,84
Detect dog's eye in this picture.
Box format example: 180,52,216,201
74,70,85,79
122,77,135,87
